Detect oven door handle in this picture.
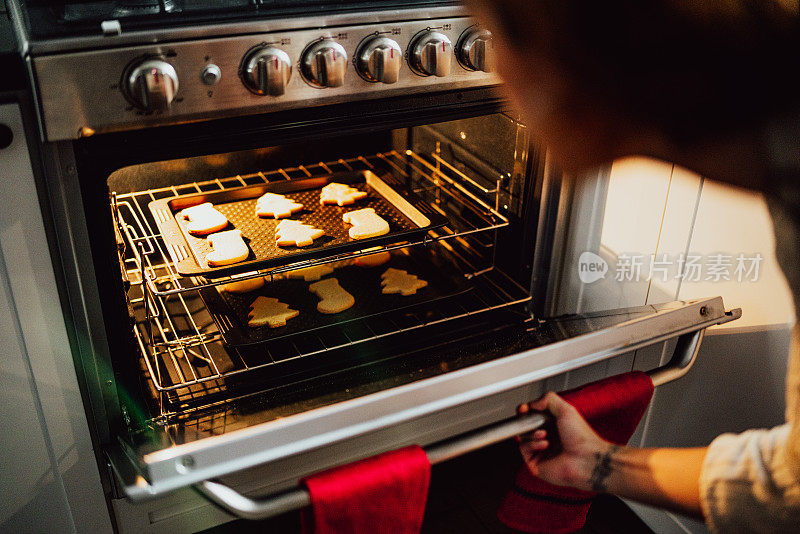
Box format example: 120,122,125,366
648,327,705,387
196,410,550,521
195,325,717,521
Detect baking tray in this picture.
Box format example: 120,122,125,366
148,170,447,278
199,248,472,347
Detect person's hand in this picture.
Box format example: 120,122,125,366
516,392,613,492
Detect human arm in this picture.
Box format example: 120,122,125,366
463,0,800,529
518,393,707,518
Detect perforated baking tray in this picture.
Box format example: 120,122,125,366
199,249,470,347
148,170,447,278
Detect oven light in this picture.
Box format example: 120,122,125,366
79,126,95,137
405,149,413,156
460,131,467,140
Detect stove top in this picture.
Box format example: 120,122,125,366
19,0,454,40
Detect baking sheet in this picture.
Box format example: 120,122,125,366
199,249,471,347
148,170,447,278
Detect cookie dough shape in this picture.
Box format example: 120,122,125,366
285,264,335,281
206,229,249,266
275,219,325,247
354,250,391,268
381,268,428,296
309,278,355,314
255,192,304,219
219,272,265,294
320,182,368,206
247,296,299,328
343,208,390,240
331,259,354,269
181,202,229,236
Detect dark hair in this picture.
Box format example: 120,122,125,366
475,0,800,144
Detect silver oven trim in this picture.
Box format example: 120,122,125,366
25,6,468,55
33,14,499,140
116,296,736,501
0,103,115,532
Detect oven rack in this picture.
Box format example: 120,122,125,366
113,151,528,419
129,256,532,419
113,150,510,299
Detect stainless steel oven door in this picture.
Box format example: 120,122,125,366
108,296,739,513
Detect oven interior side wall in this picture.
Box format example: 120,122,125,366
410,113,541,287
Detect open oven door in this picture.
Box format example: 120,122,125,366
107,296,739,519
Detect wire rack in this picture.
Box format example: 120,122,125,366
114,150,531,420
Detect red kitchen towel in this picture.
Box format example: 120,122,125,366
301,445,431,534
497,371,654,533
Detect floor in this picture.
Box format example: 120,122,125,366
201,441,654,533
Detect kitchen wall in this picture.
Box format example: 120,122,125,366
552,156,795,533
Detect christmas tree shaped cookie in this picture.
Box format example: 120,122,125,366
247,296,299,328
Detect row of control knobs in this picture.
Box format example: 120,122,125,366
125,28,493,110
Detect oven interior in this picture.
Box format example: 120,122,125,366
99,111,542,444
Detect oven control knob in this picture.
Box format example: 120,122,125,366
126,59,179,112
301,40,348,88
242,47,292,96
201,64,222,86
356,36,402,84
456,28,494,72
408,31,452,77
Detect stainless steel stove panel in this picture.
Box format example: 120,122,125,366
33,16,499,140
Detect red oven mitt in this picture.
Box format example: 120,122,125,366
497,371,655,533
301,445,431,534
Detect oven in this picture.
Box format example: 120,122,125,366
4,1,740,533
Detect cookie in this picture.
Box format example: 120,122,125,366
381,268,428,296
275,219,325,247
247,296,299,328
181,202,229,236
219,272,265,294
206,229,249,266
285,264,335,281
309,278,355,314
343,208,390,240
320,182,368,206
354,249,391,268
255,192,304,219
331,259,354,269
